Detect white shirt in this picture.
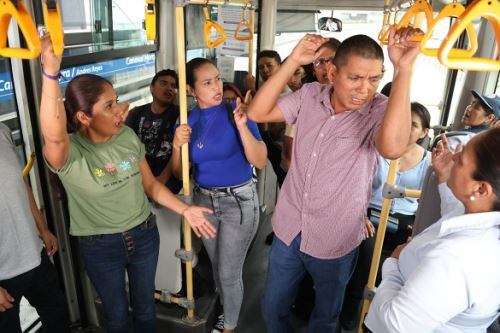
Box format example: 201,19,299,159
365,183,500,333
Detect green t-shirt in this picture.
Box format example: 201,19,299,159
50,127,151,236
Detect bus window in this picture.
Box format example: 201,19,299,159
59,53,156,109
60,0,150,54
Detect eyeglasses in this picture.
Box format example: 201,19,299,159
313,57,335,68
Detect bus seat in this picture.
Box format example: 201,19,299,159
431,130,474,150
412,167,441,236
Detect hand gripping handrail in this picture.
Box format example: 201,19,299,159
420,1,478,57
394,0,434,42
203,6,226,48
145,0,156,41
234,5,253,41
42,0,64,56
438,0,500,71
0,0,41,59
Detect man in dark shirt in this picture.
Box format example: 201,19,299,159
126,69,182,193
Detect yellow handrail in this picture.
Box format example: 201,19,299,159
420,0,478,57
0,0,41,59
23,152,36,177
145,0,156,41
203,6,226,48
394,0,434,42
234,6,253,41
438,0,500,71
42,0,64,56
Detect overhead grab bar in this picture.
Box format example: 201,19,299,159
438,0,500,71
203,5,226,48
145,0,156,41
42,0,64,56
0,0,41,59
420,0,478,57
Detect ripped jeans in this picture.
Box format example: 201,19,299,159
193,179,259,330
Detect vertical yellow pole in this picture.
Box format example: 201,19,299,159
248,8,255,78
357,159,399,333
175,5,195,320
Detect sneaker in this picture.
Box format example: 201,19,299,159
212,313,225,333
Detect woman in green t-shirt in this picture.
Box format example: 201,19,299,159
38,34,216,333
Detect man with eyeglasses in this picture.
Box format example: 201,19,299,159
312,38,341,84
248,28,422,332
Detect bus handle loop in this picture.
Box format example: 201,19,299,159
203,5,226,48
23,152,36,178
234,4,253,41
144,0,156,41
0,0,41,59
394,0,434,42
420,0,478,58
42,0,64,56
438,0,500,71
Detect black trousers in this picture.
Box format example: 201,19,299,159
0,251,69,333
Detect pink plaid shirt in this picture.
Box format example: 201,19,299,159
274,82,387,259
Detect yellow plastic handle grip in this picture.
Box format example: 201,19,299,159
394,0,434,39
0,0,41,59
203,7,226,48
145,0,156,41
438,0,500,71
23,152,36,177
420,2,478,57
234,9,253,41
42,0,64,56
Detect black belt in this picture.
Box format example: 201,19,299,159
197,180,253,196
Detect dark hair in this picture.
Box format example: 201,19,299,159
151,69,178,87
380,82,392,97
411,102,431,145
472,127,500,211
64,74,112,132
257,50,281,64
186,57,215,87
332,34,384,69
223,83,244,100
319,38,341,53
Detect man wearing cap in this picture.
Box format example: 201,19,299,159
460,91,500,133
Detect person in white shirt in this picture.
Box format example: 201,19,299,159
365,128,500,333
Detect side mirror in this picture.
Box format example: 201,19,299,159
318,17,342,32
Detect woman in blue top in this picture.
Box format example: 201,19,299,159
171,58,267,333
340,102,432,330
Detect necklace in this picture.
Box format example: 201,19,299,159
196,109,219,149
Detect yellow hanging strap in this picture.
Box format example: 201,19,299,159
420,0,478,57
42,0,64,56
234,5,253,41
145,0,156,41
379,0,393,45
438,0,500,71
203,6,226,48
0,0,41,59
395,0,434,42
23,152,36,177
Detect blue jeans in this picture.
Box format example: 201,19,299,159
262,234,358,333
0,251,69,333
78,216,159,333
193,180,259,330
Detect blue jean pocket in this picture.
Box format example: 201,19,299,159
78,234,103,246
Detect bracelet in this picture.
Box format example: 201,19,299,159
42,70,61,80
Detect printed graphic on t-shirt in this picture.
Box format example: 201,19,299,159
92,154,141,188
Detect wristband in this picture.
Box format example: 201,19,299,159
42,70,61,80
